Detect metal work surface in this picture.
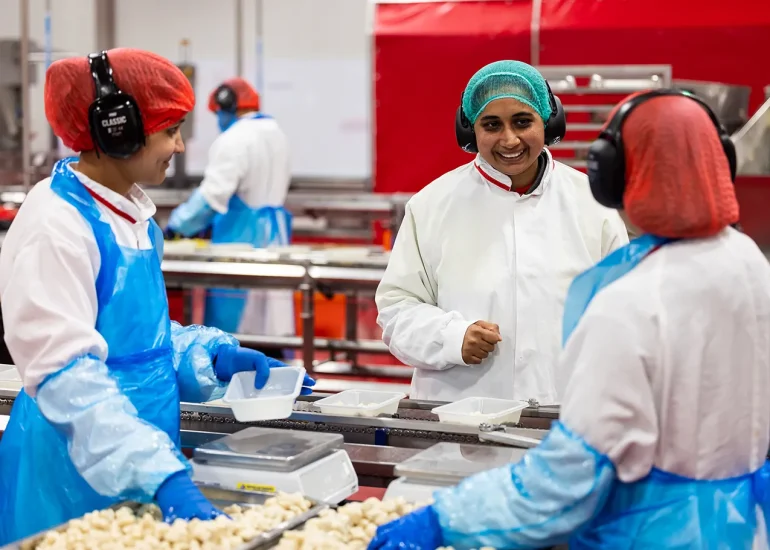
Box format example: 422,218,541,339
0,380,558,432
0,379,549,500
154,245,388,370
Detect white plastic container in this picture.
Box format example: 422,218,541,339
314,390,406,417
162,240,199,254
432,397,529,426
223,366,306,422
0,366,20,381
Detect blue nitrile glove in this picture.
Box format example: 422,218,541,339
155,471,223,522
214,346,316,395
163,226,182,240
368,506,444,550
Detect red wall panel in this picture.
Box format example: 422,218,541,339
539,0,770,113
374,0,770,197
374,1,533,194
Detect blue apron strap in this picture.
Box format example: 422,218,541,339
562,234,675,345
148,219,164,263
48,158,121,311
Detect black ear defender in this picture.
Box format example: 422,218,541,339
213,84,238,113
87,51,145,159
587,89,738,210
455,80,567,153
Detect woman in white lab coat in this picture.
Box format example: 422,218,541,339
376,60,628,405
369,90,770,550
166,78,295,346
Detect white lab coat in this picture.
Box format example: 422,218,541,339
559,228,770,543
199,114,294,337
376,150,629,404
0,165,157,395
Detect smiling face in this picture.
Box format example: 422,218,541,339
474,98,545,188
119,118,187,186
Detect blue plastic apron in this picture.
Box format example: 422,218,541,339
561,233,770,547
204,113,293,333
572,464,770,548
0,159,181,543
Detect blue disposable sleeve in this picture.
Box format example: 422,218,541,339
433,421,616,550
35,355,189,502
170,321,238,403
167,188,217,237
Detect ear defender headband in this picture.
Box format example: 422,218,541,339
213,84,238,113
455,80,566,154
587,89,738,210
87,51,145,159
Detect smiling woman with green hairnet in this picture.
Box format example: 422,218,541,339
375,60,629,405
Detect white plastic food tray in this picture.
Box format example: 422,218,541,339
0,366,20,381
432,397,529,426
223,366,305,422
314,390,406,417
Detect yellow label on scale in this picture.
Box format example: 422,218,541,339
237,482,276,493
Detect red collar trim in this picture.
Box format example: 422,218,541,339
84,187,137,224
475,163,534,195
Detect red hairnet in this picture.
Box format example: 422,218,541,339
619,93,739,238
207,77,260,112
44,48,195,153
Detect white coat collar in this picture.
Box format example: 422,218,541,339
68,164,157,224
473,148,555,197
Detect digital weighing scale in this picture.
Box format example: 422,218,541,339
383,442,528,503
192,427,358,504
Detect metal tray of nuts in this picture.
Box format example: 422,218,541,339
2,485,328,550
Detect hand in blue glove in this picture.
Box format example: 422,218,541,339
163,226,182,240
368,506,444,550
214,346,316,395
155,471,223,522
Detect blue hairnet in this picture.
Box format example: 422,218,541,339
462,60,553,125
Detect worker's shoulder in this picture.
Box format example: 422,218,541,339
407,162,473,212
551,159,618,215
215,117,284,146
6,177,93,250
551,160,594,198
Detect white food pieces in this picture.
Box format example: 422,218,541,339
275,497,434,550
30,492,313,550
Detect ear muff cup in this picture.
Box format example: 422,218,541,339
455,80,567,153
87,51,146,159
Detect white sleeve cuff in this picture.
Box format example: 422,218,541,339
440,316,474,367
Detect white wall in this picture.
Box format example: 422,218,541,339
116,0,371,178
0,0,97,153
1,0,370,178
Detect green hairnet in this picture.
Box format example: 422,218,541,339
462,60,553,125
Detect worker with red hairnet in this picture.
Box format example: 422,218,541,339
0,49,312,544
166,77,294,344
368,90,770,549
